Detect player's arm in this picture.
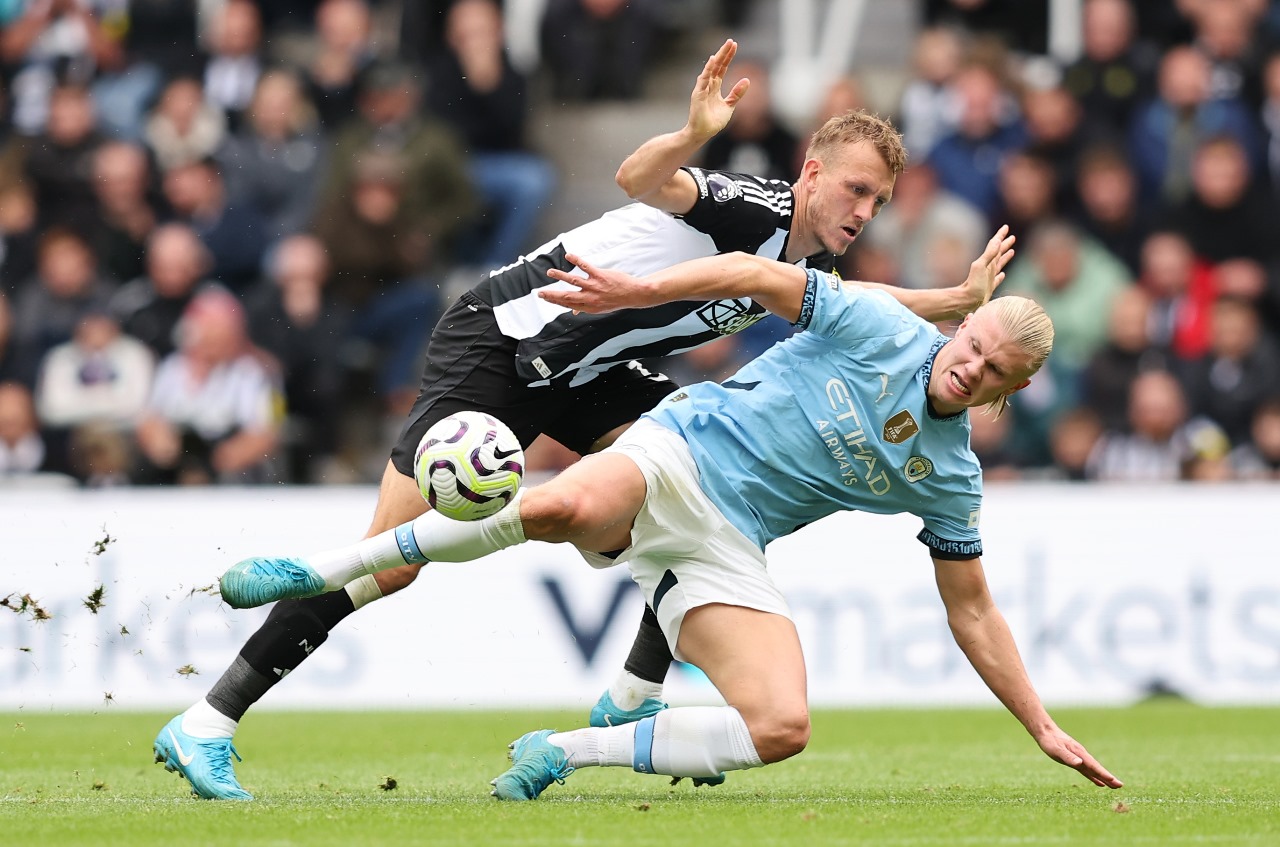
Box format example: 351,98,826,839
542,251,810,321
849,225,1016,322
614,38,750,214
932,556,1123,789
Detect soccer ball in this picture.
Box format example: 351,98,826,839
414,411,525,521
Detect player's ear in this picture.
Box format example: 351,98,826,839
1006,378,1031,395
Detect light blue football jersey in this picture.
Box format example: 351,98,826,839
645,268,984,559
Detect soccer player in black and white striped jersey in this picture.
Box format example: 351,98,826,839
154,39,1007,800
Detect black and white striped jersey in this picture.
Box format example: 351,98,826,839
470,167,835,387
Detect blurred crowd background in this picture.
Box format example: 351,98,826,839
1,0,1279,489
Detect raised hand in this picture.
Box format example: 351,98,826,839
688,38,751,141
958,225,1017,311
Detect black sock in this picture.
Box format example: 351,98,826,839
206,591,359,721
623,604,673,684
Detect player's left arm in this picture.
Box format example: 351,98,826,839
932,556,1123,789
851,225,1016,322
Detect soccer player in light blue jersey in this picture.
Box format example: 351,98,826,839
217,227,1123,798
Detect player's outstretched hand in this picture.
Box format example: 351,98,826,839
958,224,1016,311
688,38,751,141
1035,726,1123,789
540,252,655,313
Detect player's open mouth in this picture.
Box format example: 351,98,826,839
842,226,859,239
950,372,970,395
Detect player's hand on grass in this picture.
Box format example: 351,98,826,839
1036,726,1123,789
687,38,750,141
958,224,1016,312
541,252,655,312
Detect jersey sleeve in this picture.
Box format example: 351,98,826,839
794,268,913,342
916,474,984,560
676,168,794,252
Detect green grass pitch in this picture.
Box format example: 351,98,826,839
2,703,1277,846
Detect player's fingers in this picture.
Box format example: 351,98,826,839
545,268,579,284
725,78,751,107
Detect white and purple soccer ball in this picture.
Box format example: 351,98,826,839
414,411,525,521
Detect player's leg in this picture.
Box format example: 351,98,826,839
544,364,682,728
488,422,805,799
491,604,808,799
155,293,524,799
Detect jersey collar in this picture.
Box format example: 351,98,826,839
919,335,967,422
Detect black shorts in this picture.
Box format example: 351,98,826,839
389,291,680,477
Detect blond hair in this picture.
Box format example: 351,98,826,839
806,110,908,176
981,296,1054,419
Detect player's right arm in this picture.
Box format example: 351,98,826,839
614,38,750,213
933,556,1123,789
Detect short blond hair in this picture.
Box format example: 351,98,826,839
982,296,1054,419
806,110,908,176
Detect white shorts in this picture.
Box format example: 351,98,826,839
603,419,791,661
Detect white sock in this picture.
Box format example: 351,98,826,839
548,724,635,769
310,494,528,591
345,574,383,610
646,707,763,777
609,670,663,711
550,706,763,777
180,698,238,739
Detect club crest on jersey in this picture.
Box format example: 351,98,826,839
706,173,742,203
883,409,919,443
696,298,765,335
904,456,934,483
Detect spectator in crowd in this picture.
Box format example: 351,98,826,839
318,60,477,265
0,0,124,135
1018,82,1091,201
1177,295,1280,445
1082,285,1169,431
17,82,105,234
162,156,270,291
999,219,1132,376
1069,144,1151,276
897,25,965,159
1262,51,1280,202
927,60,1029,218
1086,368,1230,481
312,151,443,410
217,69,327,241
698,55,798,183
539,0,663,102
0,380,49,475
144,76,227,171
1061,0,1159,142
1129,45,1259,206
201,0,264,130
9,227,116,384
859,163,988,291
34,308,153,474
1045,406,1105,481
426,0,557,270
35,307,153,428
0,292,19,384
1190,0,1267,108
967,403,1023,480
1137,229,1216,359
297,0,376,130
91,140,161,284
1158,135,1278,267
0,181,38,291
134,287,281,485
993,148,1060,235
111,223,215,359
244,234,347,483
1229,396,1280,478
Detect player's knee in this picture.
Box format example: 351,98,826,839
749,708,811,764
520,485,592,538
372,563,425,595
